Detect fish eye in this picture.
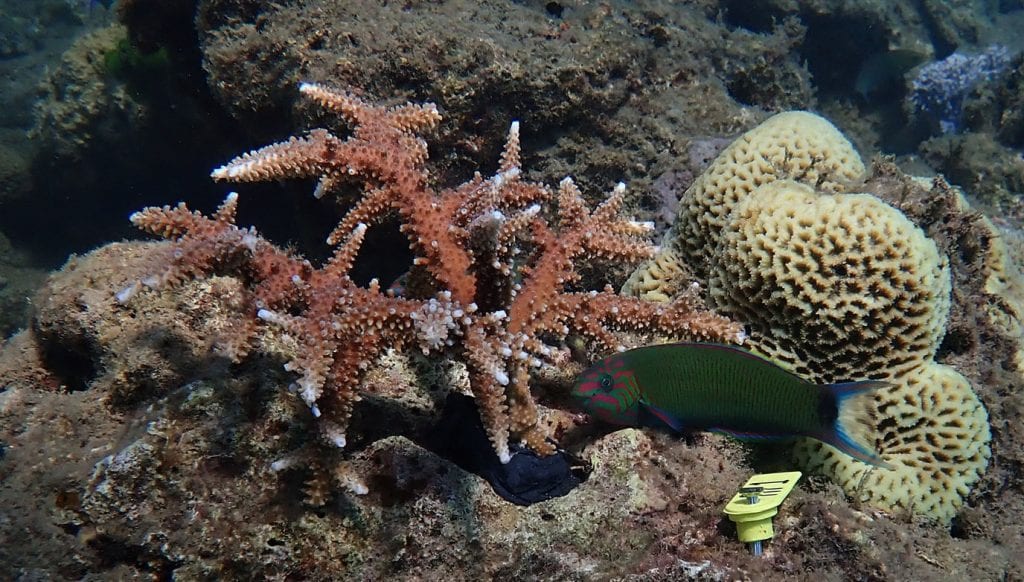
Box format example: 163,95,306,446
599,374,614,392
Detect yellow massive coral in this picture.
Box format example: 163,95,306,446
713,180,988,521
668,111,866,280
628,111,992,522
794,363,990,520
978,217,1024,371
710,180,951,382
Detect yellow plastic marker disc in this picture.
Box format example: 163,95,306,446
724,471,802,544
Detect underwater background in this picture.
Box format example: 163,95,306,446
0,0,1022,579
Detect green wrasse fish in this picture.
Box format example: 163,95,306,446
573,342,892,468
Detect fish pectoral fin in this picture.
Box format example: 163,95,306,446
709,427,790,442
638,401,686,433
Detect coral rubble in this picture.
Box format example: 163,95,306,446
122,83,743,467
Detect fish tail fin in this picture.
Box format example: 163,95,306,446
817,380,894,470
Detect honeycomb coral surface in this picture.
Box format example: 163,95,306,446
671,111,867,279
634,111,992,522
710,180,951,382
795,363,991,521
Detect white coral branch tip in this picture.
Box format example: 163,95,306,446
341,475,369,495
257,308,287,326
270,458,294,472
322,423,348,449
493,369,510,386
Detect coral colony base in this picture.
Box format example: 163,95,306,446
118,83,744,486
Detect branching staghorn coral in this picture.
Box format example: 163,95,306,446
121,84,743,470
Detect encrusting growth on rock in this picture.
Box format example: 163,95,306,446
121,83,743,469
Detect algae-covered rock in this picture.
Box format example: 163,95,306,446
30,24,145,161
192,0,813,199
31,241,254,403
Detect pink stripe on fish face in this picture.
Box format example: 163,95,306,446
588,391,635,424
573,358,616,397
575,379,603,398
572,355,641,425
588,393,623,408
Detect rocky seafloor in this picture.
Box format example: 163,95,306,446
1,1,1024,580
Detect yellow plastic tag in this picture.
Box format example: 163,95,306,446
723,471,802,553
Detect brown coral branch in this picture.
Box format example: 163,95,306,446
210,129,343,186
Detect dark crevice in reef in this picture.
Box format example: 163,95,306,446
911,0,957,58
32,328,97,392
723,2,891,100
87,533,182,579
722,0,783,33
799,12,889,98
0,0,248,267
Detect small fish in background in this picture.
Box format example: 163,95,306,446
854,48,929,103
86,0,117,11
573,342,893,468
